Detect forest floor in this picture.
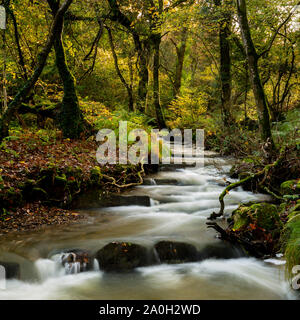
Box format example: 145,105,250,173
0,130,143,235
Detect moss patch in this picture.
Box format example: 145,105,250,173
232,203,282,233
281,214,300,277
280,180,300,196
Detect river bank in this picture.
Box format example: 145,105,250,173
0,131,145,235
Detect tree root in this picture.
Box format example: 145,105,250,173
102,164,145,189
208,148,286,220
207,222,267,258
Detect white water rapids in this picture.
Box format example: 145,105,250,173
0,148,297,300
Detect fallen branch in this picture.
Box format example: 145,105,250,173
207,222,267,258
208,148,286,220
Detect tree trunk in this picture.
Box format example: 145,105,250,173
0,0,73,141
107,0,149,113
107,27,134,112
48,0,84,139
173,27,188,97
152,34,165,128
236,0,274,145
136,42,150,113
214,0,233,126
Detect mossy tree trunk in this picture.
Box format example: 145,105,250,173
0,0,73,142
236,0,274,146
152,33,165,128
48,0,84,139
136,41,150,113
214,0,233,126
172,27,188,98
107,27,134,112
107,0,150,113
150,0,165,128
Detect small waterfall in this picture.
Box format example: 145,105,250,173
35,258,64,281
93,259,100,271
150,198,159,207
150,178,157,185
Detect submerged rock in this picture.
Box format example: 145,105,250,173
154,241,198,264
72,194,152,209
95,242,150,272
198,242,246,260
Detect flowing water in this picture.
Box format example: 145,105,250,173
0,146,297,300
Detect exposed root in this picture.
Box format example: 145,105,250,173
102,164,145,189
208,147,286,220
207,222,267,258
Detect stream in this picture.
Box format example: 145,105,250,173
0,145,297,300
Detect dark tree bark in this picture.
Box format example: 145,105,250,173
107,0,149,112
0,0,74,141
214,0,233,126
4,0,28,80
47,0,85,139
152,33,165,128
106,27,134,112
171,27,188,97
236,0,274,145
150,0,165,128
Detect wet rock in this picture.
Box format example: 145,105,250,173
198,242,246,260
144,164,159,174
52,249,94,273
95,242,150,272
0,262,20,279
154,241,198,264
105,195,151,207
143,178,179,186
159,163,196,172
72,193,152,209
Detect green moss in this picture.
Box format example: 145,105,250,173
90,166,102,184
55,174,67,185
0,175,4,190
288,211,300,221
280,180,300,196
232,203,281,232
282,215,300,277
5,188,23,206
66,166,83,179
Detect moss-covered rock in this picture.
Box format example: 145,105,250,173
154,241,198,264
232,203,282,233
95,242,150,272
280,180,300,196
90,166,102,185
281,214,300,277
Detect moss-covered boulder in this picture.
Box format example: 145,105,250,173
95,242,150,272
280,214,300,277
280,180,300,196
154,241,198,264
232,203,282,234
